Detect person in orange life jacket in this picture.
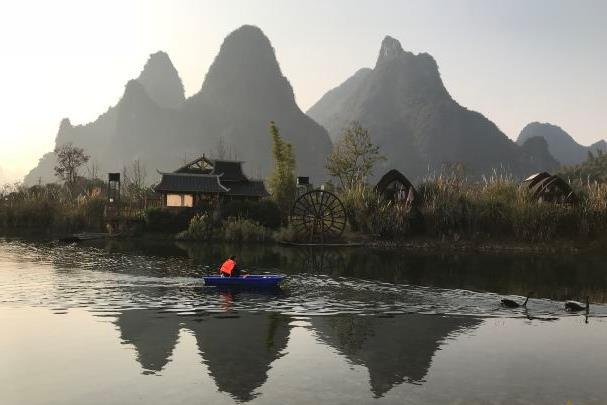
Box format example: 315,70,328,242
220,256,241,277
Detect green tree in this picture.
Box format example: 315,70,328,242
54,143,90,187
560,148,607,183
268,121,296,224
326,121,385,190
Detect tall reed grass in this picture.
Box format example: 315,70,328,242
339,173,607,242
0,183,105,232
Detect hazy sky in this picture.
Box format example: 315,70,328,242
1,0,605,182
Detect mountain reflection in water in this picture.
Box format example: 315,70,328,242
310,314,480,397
116,310,290,401
113,309,478,401
3,239,607,404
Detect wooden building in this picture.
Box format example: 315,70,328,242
154,156,269,208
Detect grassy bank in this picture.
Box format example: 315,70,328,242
4,174,607,249
339,174,607,243
0,183,106,233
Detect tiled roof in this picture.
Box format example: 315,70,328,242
154,173,228,193
224,180,270,197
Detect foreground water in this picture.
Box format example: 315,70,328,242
1,238,607,404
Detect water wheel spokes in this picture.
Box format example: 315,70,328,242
291,190,346,242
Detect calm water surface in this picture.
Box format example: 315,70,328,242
1,238,606,404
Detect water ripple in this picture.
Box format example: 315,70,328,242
0,239,604,318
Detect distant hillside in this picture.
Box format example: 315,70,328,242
560,150,607,183
517,122,607,166
24,26,332,185
307,68,372,135
307,36,559,179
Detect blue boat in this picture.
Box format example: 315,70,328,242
202,274,286,288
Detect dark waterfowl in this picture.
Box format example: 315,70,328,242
565,296,589,312
501,292,533,308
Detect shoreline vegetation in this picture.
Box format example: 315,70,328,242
3,123,607,255
2,174,607,255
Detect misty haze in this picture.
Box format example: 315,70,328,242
1,2,607,405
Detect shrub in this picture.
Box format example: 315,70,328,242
339,184,382,233
187,212,214,241
222,217,271,243
477,175,519,234
144,208,197,233
221,199,281,229
417,176,475,238
369,173,607,242
79,196,106,230
369,201,413,239
0,184,106,232
274,224,299,242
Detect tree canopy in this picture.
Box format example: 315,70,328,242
326,122,384,189
560,149,607,183
54,143,90,187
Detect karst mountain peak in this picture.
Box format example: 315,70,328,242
307,33,557,179
136,50,185,109
24,25,331,185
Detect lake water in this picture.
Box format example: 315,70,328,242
1,238,607,404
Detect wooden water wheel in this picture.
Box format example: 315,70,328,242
290,190,346,242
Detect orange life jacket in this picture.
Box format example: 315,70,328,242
220,259,236,276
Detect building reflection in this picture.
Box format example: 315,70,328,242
309,314,481,397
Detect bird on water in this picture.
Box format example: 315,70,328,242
501,292,533,308
565,296,589,312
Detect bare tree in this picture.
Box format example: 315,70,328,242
122,159,147,202
54,143,90,187
212,136,240,160
86,160,101,180
214,136,227,159
130,159,147,190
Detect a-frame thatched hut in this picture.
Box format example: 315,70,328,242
375,169,416,204
522,172,577,203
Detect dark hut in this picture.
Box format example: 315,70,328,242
155,155,269,208
375,169,416,204
522,172,577,203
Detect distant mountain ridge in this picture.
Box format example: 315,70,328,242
307,36,559,179
24,25,332,185
516,122,607,166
